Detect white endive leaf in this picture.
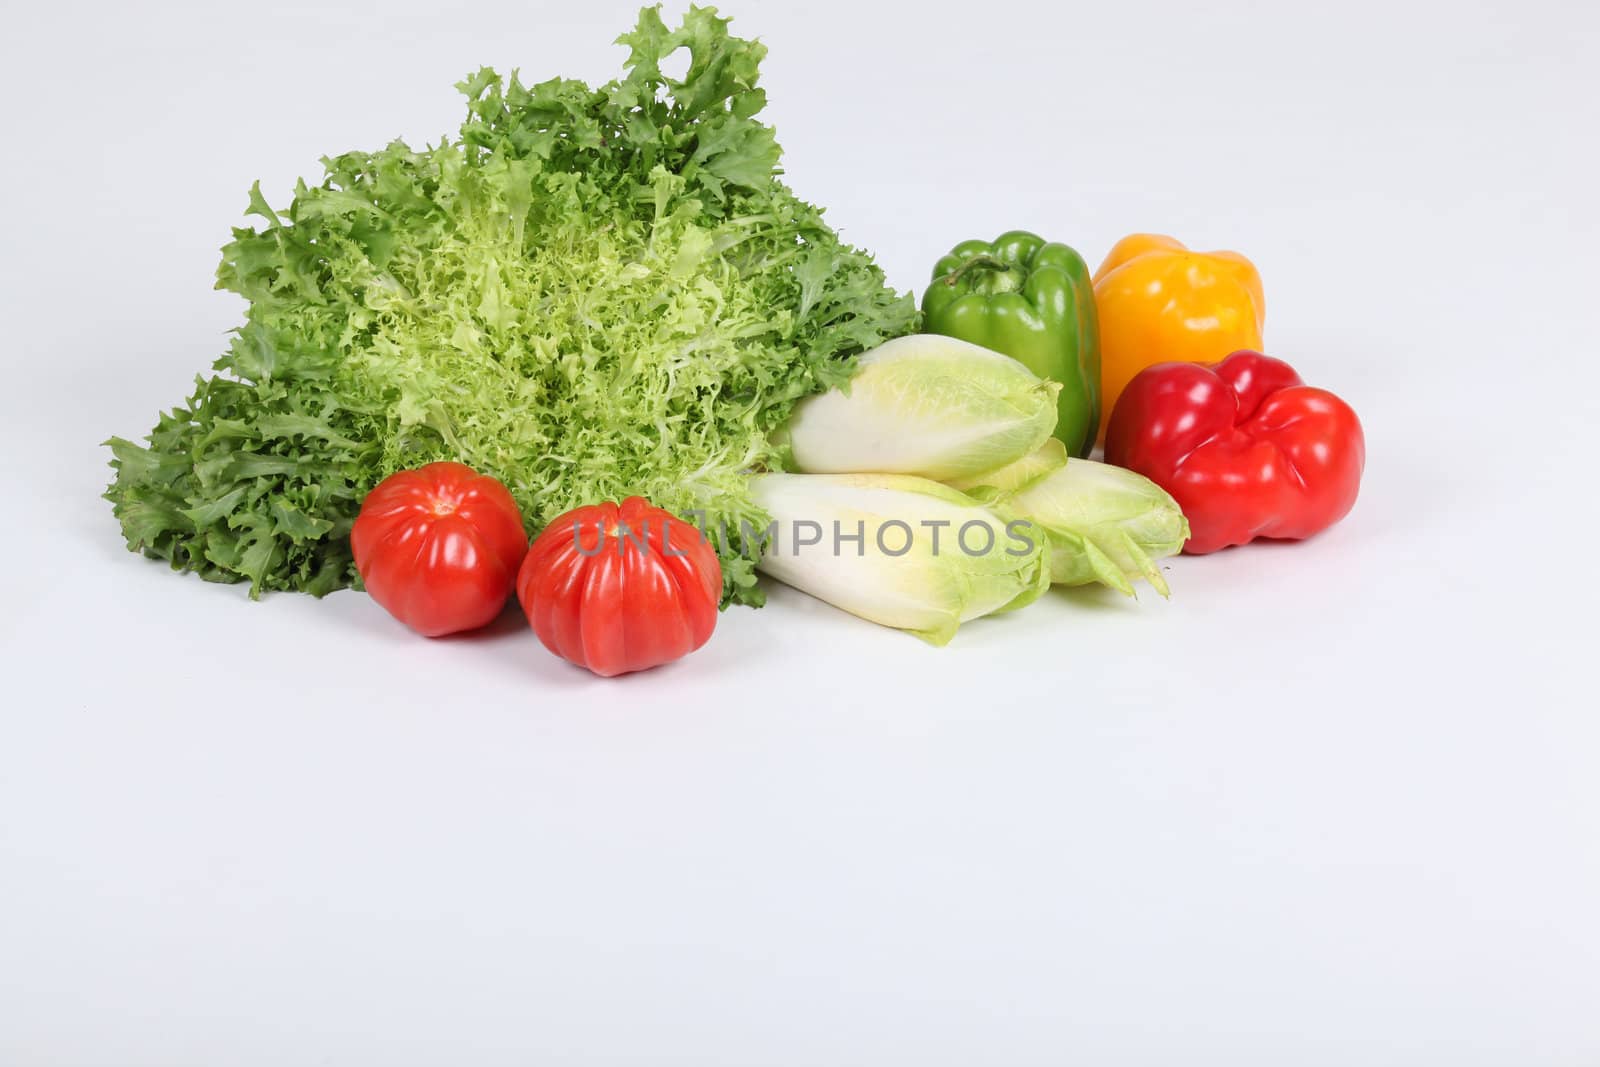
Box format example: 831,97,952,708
995,458,1189,597
947,439,1069,497
748,473,1051,645
777,334,1060,482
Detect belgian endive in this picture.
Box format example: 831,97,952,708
776,334,1060,483
748,473,1050,645
970,445,1190,597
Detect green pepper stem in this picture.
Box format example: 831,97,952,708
938,253,1013,288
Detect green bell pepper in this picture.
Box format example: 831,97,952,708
922,231,1101,458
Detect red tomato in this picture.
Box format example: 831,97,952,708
517,497,721,677
351,462,528,636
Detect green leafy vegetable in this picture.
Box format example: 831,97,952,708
105,5,916,605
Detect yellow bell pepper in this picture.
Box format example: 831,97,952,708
1091,234,1265,440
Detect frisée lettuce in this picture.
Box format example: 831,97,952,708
104,5,916,606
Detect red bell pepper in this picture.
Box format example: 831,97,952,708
1104,350,1364,554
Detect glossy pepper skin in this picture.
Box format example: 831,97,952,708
922,231,1100,458
1092,234,1265,440
1105,351,1364,555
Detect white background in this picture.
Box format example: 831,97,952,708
2,0,1596,1063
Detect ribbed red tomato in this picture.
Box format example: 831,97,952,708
517,497,721,677
351,462,528,636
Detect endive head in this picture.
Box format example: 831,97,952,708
998,457,1189,597
776,334,1060,483
748,472,1051,646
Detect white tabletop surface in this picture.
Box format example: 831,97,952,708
2,1,1596,1063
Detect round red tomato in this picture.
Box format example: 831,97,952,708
351,462,528,636
517,497,721,677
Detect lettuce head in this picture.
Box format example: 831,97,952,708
105,5,916,606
